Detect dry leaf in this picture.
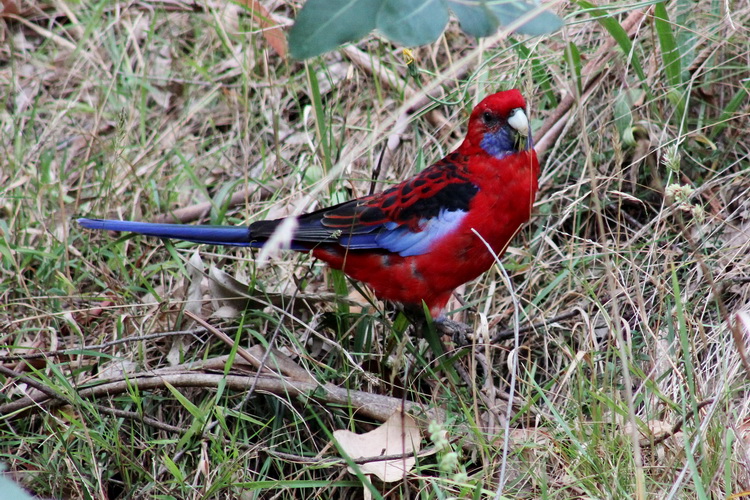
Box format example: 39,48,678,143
346,288,373,314
217,2,241,36
737,311,750,337
239,0,288,58
0,0,20,17
206,265,339,318
738,417,750,444
333,410,421,483
208,265,251,318
169,251,204,365
186,250,205,316
624,419,683,447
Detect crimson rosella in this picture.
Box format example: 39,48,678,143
79,89,540,318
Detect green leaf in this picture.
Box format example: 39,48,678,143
288,0,382,60
710,78,750,139
577,1,646,82
614,92,635,146
305,64,332,173
488,1,563,36
447,0,499,37
514,40,558,106
376,0,449,47
163,381,202,419
654,2,682,88
162,454,185,482
288,0,563,60
565,41,582,95
330,268,350,315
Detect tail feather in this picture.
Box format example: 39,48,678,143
77,218,256,247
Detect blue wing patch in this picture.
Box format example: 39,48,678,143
341,209,467,257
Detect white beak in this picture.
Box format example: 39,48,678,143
507,108,529,137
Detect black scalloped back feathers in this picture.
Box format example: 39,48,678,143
247,153,478,248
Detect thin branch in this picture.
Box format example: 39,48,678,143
0,370,444,426
641,399,715,448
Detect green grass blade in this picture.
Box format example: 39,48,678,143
654,2,683,88
576,1,647,83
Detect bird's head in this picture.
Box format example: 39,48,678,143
461,89,533,159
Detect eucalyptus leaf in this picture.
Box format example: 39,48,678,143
488,1,563,36
288,0,381,60
376,0,450,47
447,0,499,37
289,0,563,60
0,475,35,500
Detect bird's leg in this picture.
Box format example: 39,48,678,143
397,300,474,344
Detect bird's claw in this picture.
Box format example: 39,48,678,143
433,317,474,346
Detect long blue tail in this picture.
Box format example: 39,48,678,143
77,218,256,246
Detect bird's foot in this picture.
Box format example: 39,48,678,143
433,316,474,346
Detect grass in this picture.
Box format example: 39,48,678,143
2,0,750,498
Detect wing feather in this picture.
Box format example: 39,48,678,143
249,153,478,256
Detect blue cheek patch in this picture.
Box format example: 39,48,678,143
480,128,515,159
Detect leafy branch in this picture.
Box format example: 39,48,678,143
288,0,563,59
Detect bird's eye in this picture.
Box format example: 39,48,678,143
482,111,496,124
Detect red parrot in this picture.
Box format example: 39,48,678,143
79,90,540,318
